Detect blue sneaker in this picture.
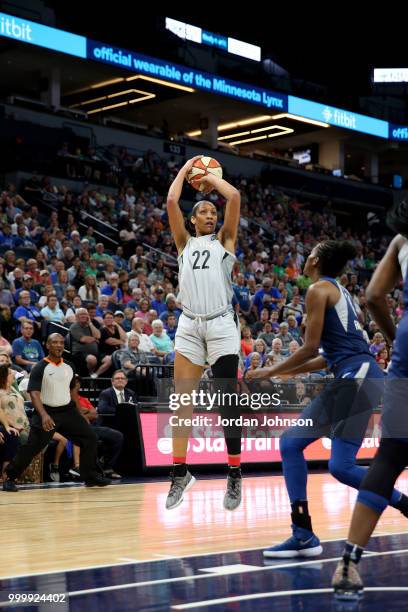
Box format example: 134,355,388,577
263,526,323,558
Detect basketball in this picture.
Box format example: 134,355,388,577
187,156,223,191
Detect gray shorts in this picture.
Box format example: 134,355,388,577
175,311,240,366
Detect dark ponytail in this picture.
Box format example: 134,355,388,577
315,240,357,277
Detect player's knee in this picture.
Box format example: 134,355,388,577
211,354,239,379
357,489,388,514
279,434,299,460
328,456,351,484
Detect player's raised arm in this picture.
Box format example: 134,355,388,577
196,173,240,252
246,283,328,380
166,156,201,254
366,234,403,343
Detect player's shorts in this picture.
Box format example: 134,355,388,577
286,357,384,440
175,311,240,366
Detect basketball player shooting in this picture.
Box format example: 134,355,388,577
165,156,242,511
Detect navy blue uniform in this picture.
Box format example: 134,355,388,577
280,277,402,510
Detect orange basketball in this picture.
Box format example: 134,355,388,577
187,156,223,191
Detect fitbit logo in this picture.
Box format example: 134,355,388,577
0,15,32,41
323,106,357,128
323,107,332,123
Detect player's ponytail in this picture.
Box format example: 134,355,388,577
315,240,357,277
386,197,408,237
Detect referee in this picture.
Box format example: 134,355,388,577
3,333,110,491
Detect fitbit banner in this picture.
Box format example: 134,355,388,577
87,40,287,111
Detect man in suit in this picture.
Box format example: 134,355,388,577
98,370,138,415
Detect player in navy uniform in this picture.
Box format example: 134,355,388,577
333,201,408,597
247,240,408,557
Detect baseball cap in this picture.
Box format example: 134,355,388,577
114,310,125,317
23,274,32,281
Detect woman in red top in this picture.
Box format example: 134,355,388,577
240,326,254,356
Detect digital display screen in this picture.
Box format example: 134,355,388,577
165,17,261,61
0,12,86,58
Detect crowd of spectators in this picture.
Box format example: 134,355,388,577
0,146,401,483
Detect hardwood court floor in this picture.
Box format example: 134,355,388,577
1,472,408,579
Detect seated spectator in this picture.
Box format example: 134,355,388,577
78,275,101,303
245,352,262,375
37,285,56,309
0,366,30,448
98,370,137,415
13,274,39,305
293,380,311,406
126,318,157,353
12,321,44,372
270,310,280,334
253,338,268,365
127,287,143,310
164,313,178,341
0,353,26,384
119,334,160,376
65,296,83,323
283,294,304,324
286,315,302,343
149,319,173,357
0,400,20,479
114,310,126,327
369,332,386,356
0,280,14,309
233,273,253,320
12,223,35,248
276,322,295,351
288,340,300,355
268,338,287,364
134,298,150,322
71,376,123,479
13,291,42,335
96,295,111,320
376,346,390,369
144,309,158,336
252,308,271,336
40,295,65,324
85,302,102,330
258,321,275,348
101,273,122,305
159,293,182,323
150,287,167,316
70,308,110,377
53,270,69,301
253,277,281,316
116,281,130,306
241,326,255,357
112,246,128,271
121,307,136,332
60,285,77,312
100,312,127,363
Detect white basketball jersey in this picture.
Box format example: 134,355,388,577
178,234,235,315
398,237,408,280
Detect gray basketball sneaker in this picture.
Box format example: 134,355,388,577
166,469,196,510
332,558,364,599
224,469,242,510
